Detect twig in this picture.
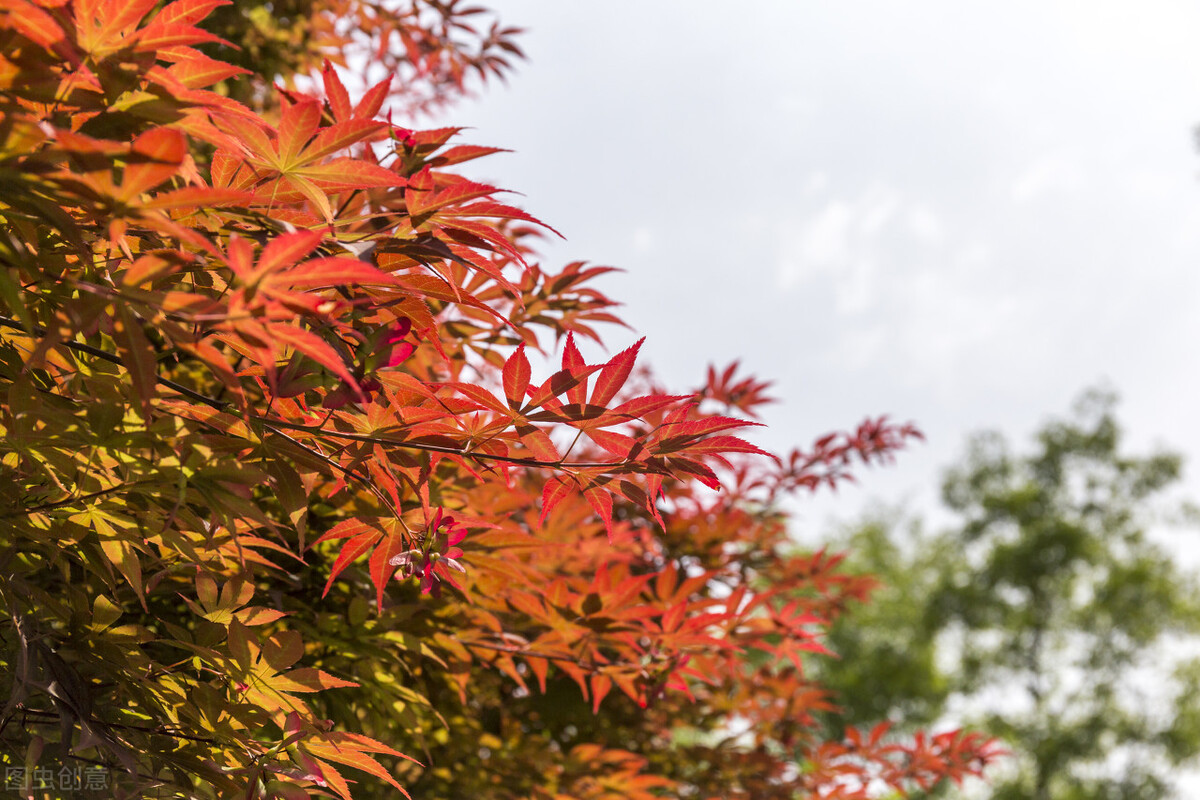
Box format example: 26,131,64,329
0,314,635,471
0,314,227,411
0,481,150,519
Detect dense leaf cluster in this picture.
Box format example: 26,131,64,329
0,1,999,797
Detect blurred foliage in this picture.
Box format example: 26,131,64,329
819,387,1200,799
816,518,952,735
197,0,523,114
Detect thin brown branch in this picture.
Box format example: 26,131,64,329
461,638,606,670
0,481,151,519
15,708,217,744
0,314,633,471
254,416,629,470
0,314,228,411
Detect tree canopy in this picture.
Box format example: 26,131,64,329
0,1,998,798
820,389,1200,799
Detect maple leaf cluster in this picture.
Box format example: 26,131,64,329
0,0,1000,798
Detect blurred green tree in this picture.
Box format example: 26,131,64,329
819,388,1200,799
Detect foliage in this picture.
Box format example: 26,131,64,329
195,0,523,115
814,518,952,740
0,1,999,797
819,389,1200,799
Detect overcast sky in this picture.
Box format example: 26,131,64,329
434,0,1200,537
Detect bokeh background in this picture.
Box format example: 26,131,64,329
436,0,1200,539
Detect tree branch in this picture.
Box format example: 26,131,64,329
0,313,634,470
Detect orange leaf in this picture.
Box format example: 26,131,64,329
255,229,324,278
265,323,359,396
134,21,228,52
583,486,616,541
367,528,407,609
302,118,387,162
590,337,643,408
353,74,392,120
590,673,612,713
112,307,158,416
144,186,250,212
278,257,400,290
430,144,510,167
517,425,559,463
154,0,231,27
293,158,407,193
561,333,588,406
304,744,413,800
119,128,186,200
278,97,322,168
321,528,380,597
502,343,530,410
322,60,352,122
166,51,250,88
539,476,574,527
4,0,69,51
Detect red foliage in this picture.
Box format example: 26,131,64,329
0,0,999,797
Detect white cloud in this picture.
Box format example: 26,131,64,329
775,186,945,318
908,205,945,243
798,201,854,266
857,184,901,236
1010,155,1083,203
631,226,654,253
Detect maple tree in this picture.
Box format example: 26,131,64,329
0,1,1000,797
